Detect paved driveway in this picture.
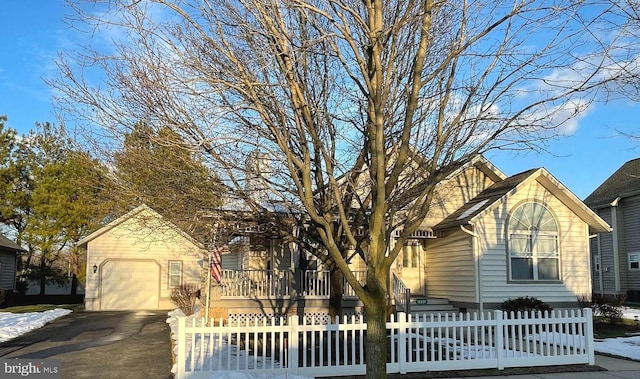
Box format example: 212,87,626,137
0,311,173,379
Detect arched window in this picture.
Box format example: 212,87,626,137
508,202,560,281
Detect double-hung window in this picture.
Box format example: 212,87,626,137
629,254,640,270
169,261,183,288
508,202,560,281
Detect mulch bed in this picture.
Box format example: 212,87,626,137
341,363,606,378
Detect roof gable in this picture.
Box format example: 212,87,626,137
584,157,640,208
434,169,538,230
0,233,25,252
77,204,204,249
435,168,611,233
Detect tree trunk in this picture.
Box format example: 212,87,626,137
39,256,46,296
328,264,343,319
364,284,389,379
70,273,78,296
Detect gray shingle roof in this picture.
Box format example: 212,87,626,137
434,169,539,230
584,157,640,208
0,233,24,252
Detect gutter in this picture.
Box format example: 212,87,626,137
460,225,483,313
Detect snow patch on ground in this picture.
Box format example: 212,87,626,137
594,307,640,360
0,308,72,342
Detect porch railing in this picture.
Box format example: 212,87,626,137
220,269,291,298
393,272,411,313
219,269,366,299
302,270,366,298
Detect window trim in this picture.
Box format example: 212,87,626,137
629,253,640,271
168,261,183,288
507,202,561,282
594,254,600,272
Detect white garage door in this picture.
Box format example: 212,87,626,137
101,260,160,310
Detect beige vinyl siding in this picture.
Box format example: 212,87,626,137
85,211,202,310
424,229,475,302
475,180,591,305
622,195,640,290
424,165,498,227
0,252,16,290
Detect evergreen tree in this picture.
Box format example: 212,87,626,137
1,118,113,295
113,123,222,232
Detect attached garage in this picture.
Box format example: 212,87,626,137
100,260,160,310
79,205,204,311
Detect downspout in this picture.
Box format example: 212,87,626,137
589,233,602,295
460,225,483,314
610,197,621,294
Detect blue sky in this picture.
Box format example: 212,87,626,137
1,1,639,200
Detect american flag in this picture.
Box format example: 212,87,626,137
210,247,223,283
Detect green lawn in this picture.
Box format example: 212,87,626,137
594,317,640,339
0,304,83,313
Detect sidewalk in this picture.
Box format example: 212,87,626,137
378,354,640,379
465,354,640,379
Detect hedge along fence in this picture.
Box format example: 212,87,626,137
175,308,595,379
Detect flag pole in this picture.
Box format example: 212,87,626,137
205,248,212,324
205,223,217,325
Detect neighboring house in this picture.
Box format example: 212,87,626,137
584,157,640,300
0,233,24,291
79,205,204,311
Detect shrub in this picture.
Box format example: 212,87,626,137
581,294,626,324
170,283,200,316
0,288,5,307
500,296,553,315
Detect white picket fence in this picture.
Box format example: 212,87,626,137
175,308,594,378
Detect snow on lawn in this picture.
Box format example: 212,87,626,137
0,308,72,343
167,309,312,379
594,307,640,361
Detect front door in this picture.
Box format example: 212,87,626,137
398,240,425,295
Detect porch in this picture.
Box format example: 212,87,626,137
218,269,364,299
205,269,457,320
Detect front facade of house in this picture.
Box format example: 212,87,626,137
585,157,640,300
83,157,609,315
207,157,609,317
0,234,24,291
422,166,609,312
80,205,204,311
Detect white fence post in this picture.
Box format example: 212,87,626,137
398,312,407,374
494,310,504,370
583,307,595,365
288,314,300,375
177,317,186,379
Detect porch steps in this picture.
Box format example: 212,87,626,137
407,297,459,316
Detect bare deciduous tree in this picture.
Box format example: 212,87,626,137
51,1,637,377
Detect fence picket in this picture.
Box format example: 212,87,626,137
174,307,595,378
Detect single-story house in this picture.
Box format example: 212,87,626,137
584,157,640,300
80,156,611,316
0,233,24,291
205,156,611,317
79,205,204,310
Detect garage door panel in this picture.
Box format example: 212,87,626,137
101,261,159,310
